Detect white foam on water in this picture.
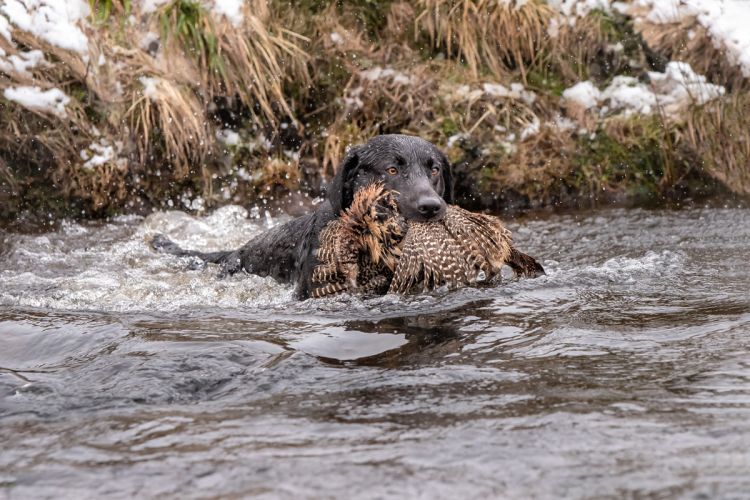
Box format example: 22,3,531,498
584,250,684,282
0,205,689,317
539,249,685,286
0,205,295,313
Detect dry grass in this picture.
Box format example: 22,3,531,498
0,0,309,214
410,0,632,90
550,13,611,82
493,125,576,198
682,94,750,195
316,56,550,176
415,0,555,83
254,157,301,192
158,0,310,122
126,77,209,178
0,156,17,194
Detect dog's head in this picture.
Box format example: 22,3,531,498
327,134,454,222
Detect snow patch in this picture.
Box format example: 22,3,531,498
0,0,90,54
447,133,468,148
283,149,300,162
520,116,541,141
637,0,685,23
600,76,657,115
342,86,364,111
562,80,601,108
139,0,170,14
139,76,160,100
455,82,537,105
454,85,484,101
3,86,70,118
548,0,612,19
140,31,160,55
216,129,240,146
547,16,560,38
482,82,537,105
631,0,750,77
648,60,726,112
0,49,46,76
561,62,724,118
212,0,243,25
80,139,117,170
360,66,414,86
553,114,577,131
0,14,11,42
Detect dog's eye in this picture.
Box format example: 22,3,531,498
430,166,440,176
386,167,398,175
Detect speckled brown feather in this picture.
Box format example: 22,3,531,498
388,206,515,295
442,205,512,272
311,184,406,298
312,184,542,298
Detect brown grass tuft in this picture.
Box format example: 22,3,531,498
158,0,310,123
321,62,438,175
127,77,209,179
682,94,750,195
415,0,555,83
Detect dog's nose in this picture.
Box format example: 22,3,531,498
417,197,444,219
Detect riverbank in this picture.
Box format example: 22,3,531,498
1,0,749,224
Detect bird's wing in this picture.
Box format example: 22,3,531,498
417,224,471,291
443,206,512,272
389,226,426,294
316,221,342,267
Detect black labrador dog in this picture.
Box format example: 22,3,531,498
152,134,454,299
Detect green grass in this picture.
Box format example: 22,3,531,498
88,0,132,21
573,117,671,199
527,67,567,96
159,0,227,79
283,0,394,39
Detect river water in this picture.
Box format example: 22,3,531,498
1,206,749,499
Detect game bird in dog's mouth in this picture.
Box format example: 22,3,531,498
310,183,544,298
151,134,543,299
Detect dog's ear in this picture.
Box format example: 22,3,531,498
327,146,362,214
440,153,454,204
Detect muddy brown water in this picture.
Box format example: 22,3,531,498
1,206,749,499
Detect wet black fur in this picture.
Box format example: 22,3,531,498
151,134,456,299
